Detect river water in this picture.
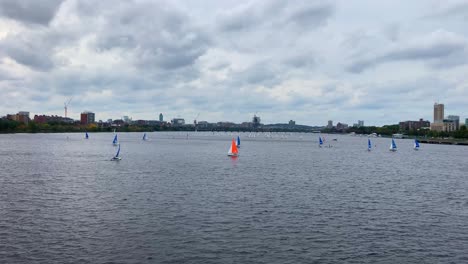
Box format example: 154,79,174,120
1,132,467,263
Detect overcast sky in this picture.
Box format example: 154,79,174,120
0,0,467,126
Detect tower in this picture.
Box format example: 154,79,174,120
433,103,444,123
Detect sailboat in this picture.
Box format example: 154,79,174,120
368,138,372,151
414,139,420,151
319,136,323,147
142,133,148,141
236,136,241,148
111,144,121,161
389,138,397,152
85,132,89,139
112,134,118,146
227,138,239,157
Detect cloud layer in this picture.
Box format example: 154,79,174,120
0,0,467,125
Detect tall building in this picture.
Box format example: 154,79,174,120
252,115,261,128
80,111,95,125
433,103,444,123
447,115,460,130
159,113,163,122
465,118,468,127
358,120,364,127
327,120,333,129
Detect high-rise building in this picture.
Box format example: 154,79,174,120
358,120,364,127
80,111,95,125
433,103,444,123
465,118,468,127
252,115,261,128
327,120,333,128
159,113,163,122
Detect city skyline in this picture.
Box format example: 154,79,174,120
0,1,467,125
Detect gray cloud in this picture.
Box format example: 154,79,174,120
0,0,64,25
92,2,211,71
347,31,468,73
425,2,468,20
217,1,334,33
1,0,467,125
0,29,73,71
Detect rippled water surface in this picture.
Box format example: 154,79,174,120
1,132,468,263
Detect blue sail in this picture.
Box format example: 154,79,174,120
236,136,240,147
414,139,420,148
143,133,147,141
319,136,323,145
368,138,372,150
391,138,397,149
85,132,89,139
113,134,118,144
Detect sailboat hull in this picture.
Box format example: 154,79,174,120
227,153,238,157
111,157,121,161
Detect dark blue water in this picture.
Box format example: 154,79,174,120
1,132,467,263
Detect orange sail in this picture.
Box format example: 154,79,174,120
228,138,239,156
231,139,238,154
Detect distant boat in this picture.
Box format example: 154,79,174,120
389,138,397,152
111,144,121,161
236,136,241,148
228,138,239,157
368,138,372,151
112,134,118,146
143,133,147,141
85,132,89,139
414,139,420,151
319,136,323,147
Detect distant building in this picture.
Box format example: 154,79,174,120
80,111,95,125
6,111,30,124
327,120,333,129
431,103,445,131
34,115,74,124
433,103,444,123
465,118,468,127
171,118,185,126
217,122,236,128
289,120,296,126
122,116,132,123
443,119,457,132
336,122,348,130
112,119,124,126
399,118,430,131
358,120,364,127
252,115,261,128
447,115,460,130
159,113,163,122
